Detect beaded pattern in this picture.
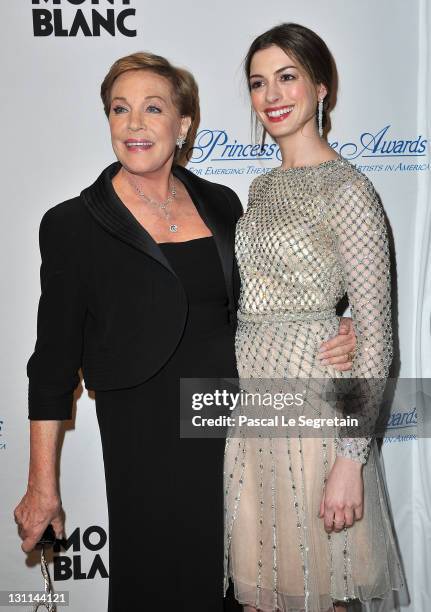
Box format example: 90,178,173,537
236,157,392,461
224,158,401,611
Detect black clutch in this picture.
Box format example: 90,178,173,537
33,524,57,611
35,524,56,549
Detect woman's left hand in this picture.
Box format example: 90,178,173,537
318,456,364,533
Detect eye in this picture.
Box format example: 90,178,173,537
112,105,128,115
250,80,264,90
280,73,295,82
147,105,162,113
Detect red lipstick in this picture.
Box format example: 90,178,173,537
264,105,294,123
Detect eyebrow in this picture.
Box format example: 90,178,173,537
111,95,167,104
249,65,297,79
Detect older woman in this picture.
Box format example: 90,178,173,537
14,52,355,611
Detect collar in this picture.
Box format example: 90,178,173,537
81,162,235,291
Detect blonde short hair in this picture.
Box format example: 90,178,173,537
101,52,200,166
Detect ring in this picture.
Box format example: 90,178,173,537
347,351,355,361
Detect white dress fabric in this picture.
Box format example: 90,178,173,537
224,158,405,611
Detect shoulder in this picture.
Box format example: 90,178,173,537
247,171,274,201
39,195,90,247
175,165,244,218
326,158,379,199
217,183,243,219
42,195,88,225
324,159,384,222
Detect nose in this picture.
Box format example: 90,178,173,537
265,79,282,104
128,109,145,132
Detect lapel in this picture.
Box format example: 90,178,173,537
81,162,176,275
81,162,236,302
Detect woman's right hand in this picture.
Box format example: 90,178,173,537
14,486,65,553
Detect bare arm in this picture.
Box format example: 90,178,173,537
28,420,62,493
14,421,65,552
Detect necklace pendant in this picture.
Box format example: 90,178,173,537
169,224,178,233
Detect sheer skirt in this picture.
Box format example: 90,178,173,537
224,317,405,612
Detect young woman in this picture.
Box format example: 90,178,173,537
224,24,405,612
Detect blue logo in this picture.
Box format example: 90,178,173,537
333,125,427,160
382,406,418,444
188,126,428,164
189,129,280,163
386,406,417,430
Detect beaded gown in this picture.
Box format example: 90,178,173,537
224,158,405,611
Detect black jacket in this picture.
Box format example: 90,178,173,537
27,162,243,420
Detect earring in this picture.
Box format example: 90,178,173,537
176,135,186,149
256,121,263,143
318,99,324,138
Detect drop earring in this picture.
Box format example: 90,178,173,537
176,135,186,149
318,98,324,138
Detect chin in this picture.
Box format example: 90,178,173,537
265,125,294,140
126,157,175,177
266,119,304,140
118,154,154,175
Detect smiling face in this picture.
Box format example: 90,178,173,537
249,45,326,142
108,69,191,175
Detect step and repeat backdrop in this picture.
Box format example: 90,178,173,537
1,0,430,610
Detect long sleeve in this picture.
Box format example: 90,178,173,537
27,207,88,420
327,176,393,463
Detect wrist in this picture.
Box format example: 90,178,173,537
27,479,60,499
334,455,363,470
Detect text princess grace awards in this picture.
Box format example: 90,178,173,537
187,125,429,176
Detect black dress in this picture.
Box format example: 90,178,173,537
95,237,241,611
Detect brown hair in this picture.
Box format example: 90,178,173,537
244,23,337,140
101,52,200,165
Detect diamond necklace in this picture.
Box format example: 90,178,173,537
129,175,179,233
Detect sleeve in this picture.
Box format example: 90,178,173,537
326,176,393,463
27,208,88,420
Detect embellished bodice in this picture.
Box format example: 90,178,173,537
236,160,346,316
235,157,393,380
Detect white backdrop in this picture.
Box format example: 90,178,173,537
0,1,429,610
